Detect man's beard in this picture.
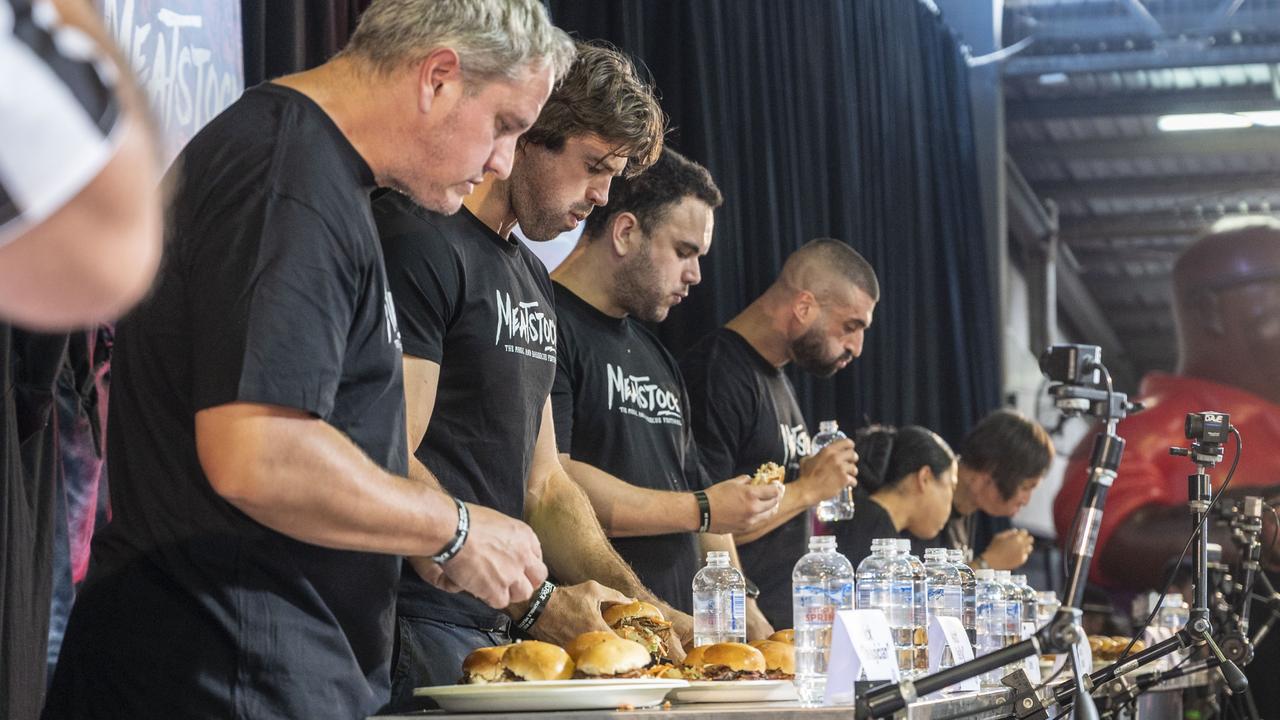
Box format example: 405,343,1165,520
509,166,592,241
612,244,669,323
791,323,851,377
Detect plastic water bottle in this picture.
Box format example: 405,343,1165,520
995,571,1023,677
792,536,855,705
925,548,963,669
974,569,1005,689
1155,593,1191,670
895,540,929,676
813,421,854,522
883,540,916,676
693,551,746,646
1035,591,1061,666
1011,574,1037,629
949,548,977,647
855,538,891,611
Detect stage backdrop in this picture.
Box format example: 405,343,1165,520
98,0,243,166
547,0,1001,445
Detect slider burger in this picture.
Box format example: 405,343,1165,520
603,601,672,659
682,642,768,681
572,635,654,679
749,640,796,680
752,462,785,486
458,641,573,684
564,631,619,662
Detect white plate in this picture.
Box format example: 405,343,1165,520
666,679,798,703
414,678,688,712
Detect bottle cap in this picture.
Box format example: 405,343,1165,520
809,535,837,551
819,420,839,433
924,547,949,560
975,568,996,580
706,550,730,565
995,570,1012,579
1011,574,1028,586
1164,592,1183,607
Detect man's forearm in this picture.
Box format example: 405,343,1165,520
735,482,811,545
560,455,698,537
529,469,680,614
196,405,458,557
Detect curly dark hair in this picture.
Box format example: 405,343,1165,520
519,40,666,177
957,410,1054,501
581,147,722,240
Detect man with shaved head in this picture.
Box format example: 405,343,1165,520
680,238,878,628
1053,219,1280,714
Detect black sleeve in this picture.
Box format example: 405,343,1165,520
190,196,359,418
678,376,713,491
550,319,576,452
379,218,462,363
684,357,755,482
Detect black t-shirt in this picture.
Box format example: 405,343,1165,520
550,283,709,614
2,328,66,720
832,490,900,570
45,84,408,720
680,328,812,629
376,196,557,628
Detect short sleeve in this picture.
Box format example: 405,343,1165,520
189,195,358,419
551,321,576,451
0,0,122,243
377,204,462,363
683,352,754,482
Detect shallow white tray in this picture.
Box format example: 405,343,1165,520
414,678,688,712
666,679,798,703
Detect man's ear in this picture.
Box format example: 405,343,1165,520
416,47,463,115
611,212,640,258
793,290,819,326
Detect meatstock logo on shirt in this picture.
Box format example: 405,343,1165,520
779,423,811,466
383,290,402,350
494,290,556,363
606,363,683,427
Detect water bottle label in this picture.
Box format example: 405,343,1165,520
730,591,746,631
833,582,853,607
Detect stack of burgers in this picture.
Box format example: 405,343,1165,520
679,631,795,682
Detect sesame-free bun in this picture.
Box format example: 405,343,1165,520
564,631,620,662
686,642,766,673
749,640,796,675
602,601,666,625
768,629,795,644
574,636,652,677
460,644,511,684
683,644,710,668
502,640,574,681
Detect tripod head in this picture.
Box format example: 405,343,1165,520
1039,344,1142,423
1169,411,1230,469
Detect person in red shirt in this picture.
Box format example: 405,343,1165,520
1053,220,1280,593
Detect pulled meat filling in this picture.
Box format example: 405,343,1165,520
459,668,523,684
696,664,769,681
765,670,795,680
572,668,648,680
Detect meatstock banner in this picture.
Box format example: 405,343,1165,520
98,0,243,165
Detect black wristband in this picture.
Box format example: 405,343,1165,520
430,496,469,564
516,581,556,632
694,490,711,533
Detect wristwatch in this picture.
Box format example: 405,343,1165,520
744,577,761,600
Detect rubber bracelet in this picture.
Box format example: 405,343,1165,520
430,496,469,564
694,490,712,533
516,581,556,632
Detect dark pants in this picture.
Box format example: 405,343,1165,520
384,614,511,713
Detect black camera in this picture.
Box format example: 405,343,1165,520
1039,344,1102,386
1186,411,1230,444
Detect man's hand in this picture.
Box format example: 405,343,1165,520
704,476,784,534
411,503,547,609
982,528,1034,570
746,599,775,641
525,580,632,647
796,438,858,503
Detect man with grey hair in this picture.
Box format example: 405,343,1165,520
44,2,573,718
680,238,879,628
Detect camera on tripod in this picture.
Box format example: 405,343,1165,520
1039,344,1137,420
1186,411,1230,445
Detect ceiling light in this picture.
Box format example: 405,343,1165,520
1157,113,1253,131
1238,111,1280,126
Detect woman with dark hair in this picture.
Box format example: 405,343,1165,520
831,425,957,568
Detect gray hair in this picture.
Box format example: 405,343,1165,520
341,0,575,82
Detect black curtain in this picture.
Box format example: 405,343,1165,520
241,0,372,85
548,0,1000,444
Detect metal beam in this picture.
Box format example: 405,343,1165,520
1032,172,1280,203
1004,7,1280,42
1010,125,1280,161
1057,211,1274,240
1004,43,1280,76
1007,87,1280,122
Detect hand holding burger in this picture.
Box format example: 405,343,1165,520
603,601,675,661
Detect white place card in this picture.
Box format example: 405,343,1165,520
825,609,900,706
927,615,979,693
